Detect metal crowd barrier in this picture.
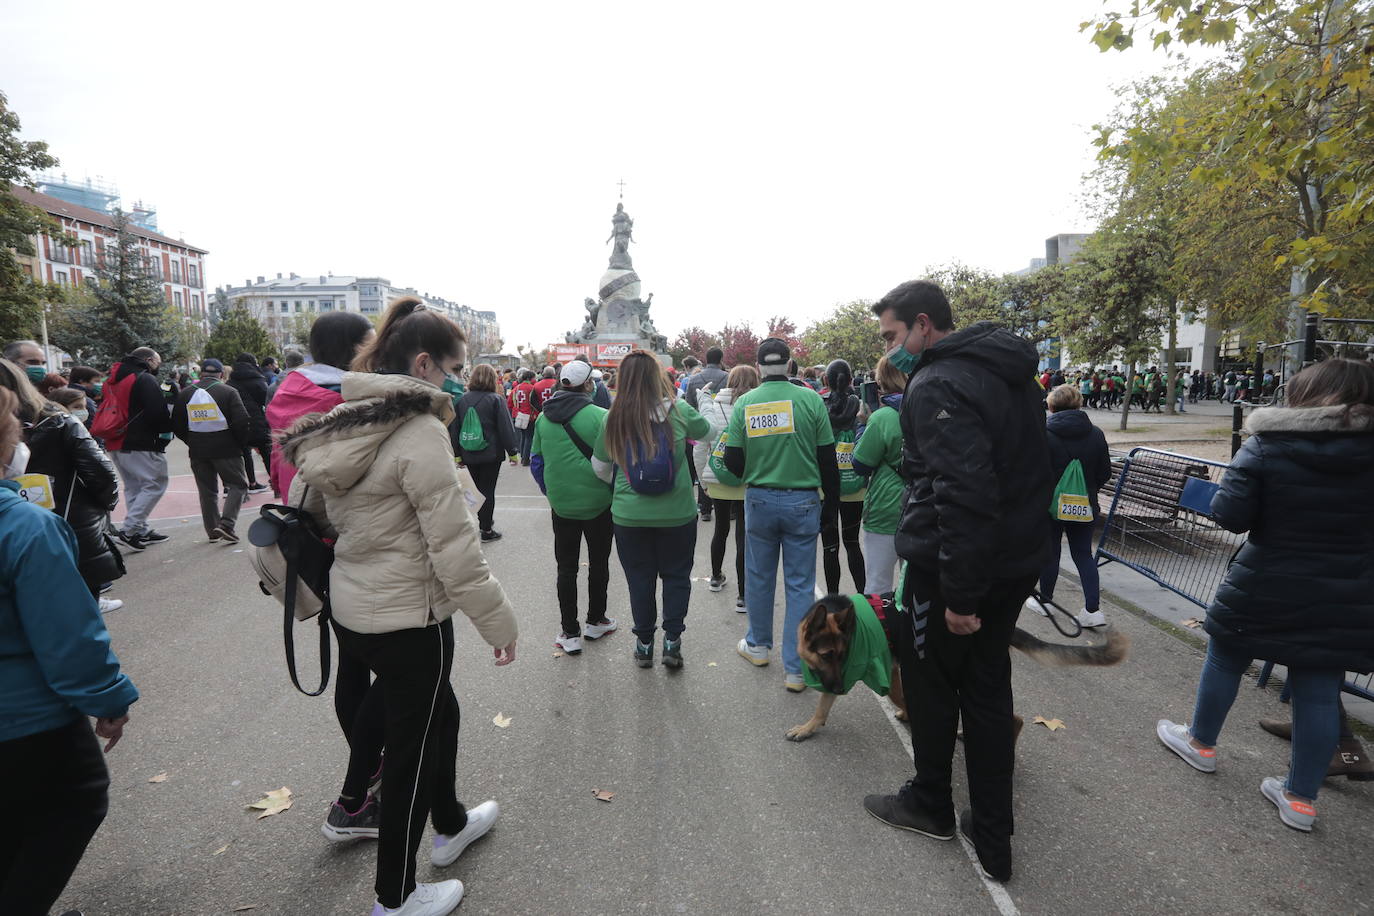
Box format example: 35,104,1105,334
1094,446,1374,702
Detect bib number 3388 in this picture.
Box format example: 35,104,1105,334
745,401,795,438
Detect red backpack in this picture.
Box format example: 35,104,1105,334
89,364,139,450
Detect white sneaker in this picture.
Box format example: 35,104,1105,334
98,597,124,614
372,880,464,916
431,800,499,867
1075,609,1107,628
554,633,583,654
583,618,618,640
737,638,769,666
1023,596,1049,617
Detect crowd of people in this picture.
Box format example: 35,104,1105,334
2,278,1372,915
1041,365,1282,414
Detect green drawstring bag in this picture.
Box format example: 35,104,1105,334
458,406,488,452
708,429,743,487
1050,458,1093,523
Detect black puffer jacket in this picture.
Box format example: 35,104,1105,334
1045,408,1112,518
24,410,124,587
451,390,519,465
228,356,271,446
1205,404,1374,672
111,354,175,452
896,321,1053,610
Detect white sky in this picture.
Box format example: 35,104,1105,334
1,1,1196,352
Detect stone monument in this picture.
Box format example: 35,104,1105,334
565,198,669,358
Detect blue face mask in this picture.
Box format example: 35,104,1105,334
886,323,925,375
25,365,46,384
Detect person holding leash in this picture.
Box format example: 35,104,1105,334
723,338,840,692
862,280,1052,884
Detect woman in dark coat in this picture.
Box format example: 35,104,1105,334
450,363,519,541
1024,384,1111,629
1157,358,1374,833
228,353,272,492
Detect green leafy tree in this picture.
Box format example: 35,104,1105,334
205,304,277,365
0,91,59,341
802,300,883,370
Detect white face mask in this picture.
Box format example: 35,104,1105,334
4,441,30,479
71,409,89,422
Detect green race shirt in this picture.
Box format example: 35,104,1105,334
851,405,903,535
725,379,833,489
532,403,612,520
593,401,711,528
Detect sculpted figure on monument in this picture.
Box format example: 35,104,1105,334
605,203,635,269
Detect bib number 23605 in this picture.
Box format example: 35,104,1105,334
745,401,795,438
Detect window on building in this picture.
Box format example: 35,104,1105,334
307,300,316,312
55,270,68,286
192,294,201,312
188,263,199,287
170,260,181,284
80,240,94,266
174,291,182,309
294,301,302,313
320,299,334,312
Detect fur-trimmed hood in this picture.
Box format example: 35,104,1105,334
1246,404,1374,436
279,372,455,496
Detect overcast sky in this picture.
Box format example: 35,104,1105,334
1,1,1196,351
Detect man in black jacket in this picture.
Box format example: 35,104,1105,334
172,359,251,543
228,353,272,493
108,347,175,550
861,280,1052,884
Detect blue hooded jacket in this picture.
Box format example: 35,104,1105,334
0,479,139,742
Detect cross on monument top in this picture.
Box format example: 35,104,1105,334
617,178,626,199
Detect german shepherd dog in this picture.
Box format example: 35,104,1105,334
788,593,1128,742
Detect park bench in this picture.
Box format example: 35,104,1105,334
1102,453,1214,524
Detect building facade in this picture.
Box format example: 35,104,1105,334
11,184,209,325
216,274,502,356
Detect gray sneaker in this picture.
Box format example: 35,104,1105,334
1156,720,1217,773
1260,777,1316,832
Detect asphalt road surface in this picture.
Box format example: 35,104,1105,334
58,448,1374,915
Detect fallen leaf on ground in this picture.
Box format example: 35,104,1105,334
593,789,615,802
1032,716,1066,732
148,772,168,783
212,844,230,856
247,787,293,819
552,650,564,658
493,713,512,728
707,662,718,667
233,906,258,912
1182,618,1203,628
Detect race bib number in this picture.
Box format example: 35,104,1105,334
1056,492,1093,522
836,441,855,469
744,401,795,438
712,430,730,458
188,401,224,425
14,473,56,511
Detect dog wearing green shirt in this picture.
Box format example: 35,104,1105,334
788,594,1128,742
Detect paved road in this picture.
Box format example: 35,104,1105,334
58,448,1374,915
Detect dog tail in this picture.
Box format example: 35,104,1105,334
1010,627,1128,668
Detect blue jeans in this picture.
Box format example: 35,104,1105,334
744,487,821,675
613,523,697,643
1190,638,1343,800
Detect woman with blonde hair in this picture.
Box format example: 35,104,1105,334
282,297,518,916
593,350,711,667
693,364,759,610
851,355,909,594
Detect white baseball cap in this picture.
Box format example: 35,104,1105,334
561,361,593,387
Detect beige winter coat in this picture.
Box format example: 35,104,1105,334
279,372,518,646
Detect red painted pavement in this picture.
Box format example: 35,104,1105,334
111,473,278,525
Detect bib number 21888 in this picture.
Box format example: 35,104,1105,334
745,401,795,438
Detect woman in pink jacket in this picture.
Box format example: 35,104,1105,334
266,312,374,499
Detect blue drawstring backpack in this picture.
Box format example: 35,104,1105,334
621,423,677,495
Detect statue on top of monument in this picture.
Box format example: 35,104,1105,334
605,202,635,270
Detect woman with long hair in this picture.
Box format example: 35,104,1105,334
592,350,711,667
820,359,866,594
693,364,759,610
1156,358,1374,833
282,297,518,916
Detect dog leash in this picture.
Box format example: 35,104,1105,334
1030,591,1084,639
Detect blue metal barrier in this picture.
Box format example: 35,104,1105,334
1096,446,1373,702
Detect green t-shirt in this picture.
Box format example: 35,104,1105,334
532,402,612,520
801,595,892,696
851,405,903,535
725,379,834,489
593,401,711,528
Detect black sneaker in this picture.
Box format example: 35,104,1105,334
481,529,503,542
115,530,147,552
321,795,381,842
959,808,1011,882
142,530,169,543
247,483,269,494
662,636,683,669
214,525,240,544
707,575,726,592
863,783,954,840
634,641,653,668
700,512,712,523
